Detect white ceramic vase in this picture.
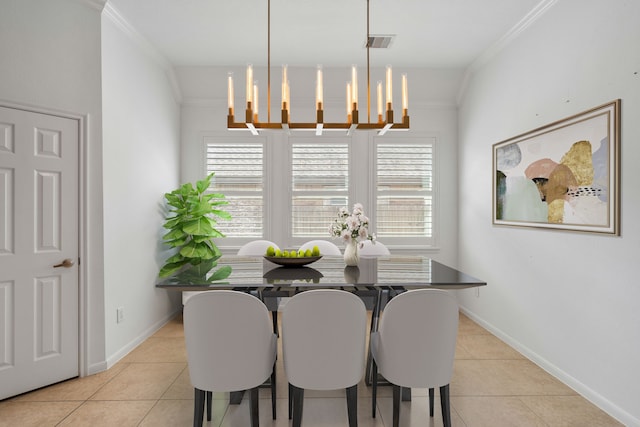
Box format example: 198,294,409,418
343,240,360,266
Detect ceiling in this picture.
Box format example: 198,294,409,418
106,0,546,69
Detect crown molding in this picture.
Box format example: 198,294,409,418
73,0,107,11
469,0,558,73
457,0,558,104
102,2,183,103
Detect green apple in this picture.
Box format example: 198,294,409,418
265,245,276,256
275,249,282,257
304,249,312,257
311,245,320,256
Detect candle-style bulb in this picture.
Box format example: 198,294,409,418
282,65,288,109
246,64,253,106
346,82,352,118
401,73,408,111
253,81,259,117
385,65,392,109
351,65,358,109
376,81,383,119
316,65,323,110
227,72,234,111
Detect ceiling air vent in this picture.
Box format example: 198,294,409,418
366,35,395,49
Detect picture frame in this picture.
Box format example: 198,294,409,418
493,100,620,235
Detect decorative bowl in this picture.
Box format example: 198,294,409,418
264,255,322,267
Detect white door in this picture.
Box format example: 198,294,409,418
0,106,79,399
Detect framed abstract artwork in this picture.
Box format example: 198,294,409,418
493,100,620,234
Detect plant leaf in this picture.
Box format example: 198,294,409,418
163,228,186,240
179,183,194,195
196,174,212,194
164,252,185,264
190,201,214,217
204,192,226,200
163,216,182,229
212,209,232,220
209,229,225,238
208,265,232,281
183,217,214,236
180,241,211,258
159,260,187,277
192,235,211,243
164,237,188,247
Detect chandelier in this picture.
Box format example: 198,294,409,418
226,0,409,136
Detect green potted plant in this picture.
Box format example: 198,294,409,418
159,173,231,278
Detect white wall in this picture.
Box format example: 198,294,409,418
0,0,106,374
177,66,463,264
101,10,182,365
457,0,640,424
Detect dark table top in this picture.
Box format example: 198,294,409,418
156,255,486,292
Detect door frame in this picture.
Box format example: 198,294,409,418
1,99,90,377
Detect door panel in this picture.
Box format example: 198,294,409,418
0,106,79,400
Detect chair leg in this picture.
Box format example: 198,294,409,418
291,385,304,427
371,360,378,418
346,385,358,427
194,388,205,427
392,385,401,427
440,384,451,427
428,387,434,417
288,382,293,420
365,289,384,386
206,391,212,421
271,362,277,420
272,310,279,337
249,387,259,427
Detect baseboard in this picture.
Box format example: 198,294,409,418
86,361,108,376
105,308,183,370
458,306,639,427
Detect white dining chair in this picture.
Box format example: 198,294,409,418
237,239,280,256
299,239,342,256
282,289,367,427
236,239,282,334
358,239,390,256
182,240,281,305
370,289,459,427
183,291,277,427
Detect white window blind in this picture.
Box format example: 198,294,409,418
291,143,349,237
206,143,264,238
376,143,433,238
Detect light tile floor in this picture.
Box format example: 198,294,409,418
0,313,622,427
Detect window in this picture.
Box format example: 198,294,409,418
205,135,436,248
291,143,349,237
205,141,264,238
376,142,433,239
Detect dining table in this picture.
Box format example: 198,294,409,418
156,253,486,402
156,253,486,292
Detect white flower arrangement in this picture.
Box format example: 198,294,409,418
329,203,376,247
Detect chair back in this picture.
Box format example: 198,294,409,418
282,290,367,390
373,289,458,388
358,240,390,256
183,291,277,392
237,240,280,256
299,240,342,256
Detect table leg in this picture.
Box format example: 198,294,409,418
230,390,244,404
